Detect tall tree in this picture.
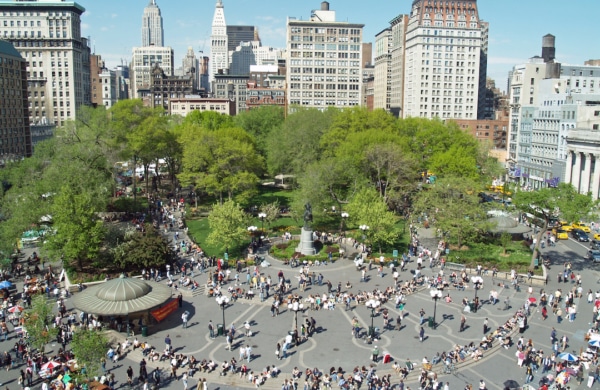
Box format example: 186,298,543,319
411,177,487,248
179,127,264,204
513,183,596,267
207,200,249,253
346,186,399,254
23,295,58,355
70,328,109,379
234,105,285,156
266,108,337,176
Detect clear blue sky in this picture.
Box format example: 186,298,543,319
80,0,599,93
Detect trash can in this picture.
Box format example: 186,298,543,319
141,325,148,337
428,316,435,328
217,323,224,336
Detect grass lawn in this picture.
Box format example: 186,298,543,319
449,240,535,273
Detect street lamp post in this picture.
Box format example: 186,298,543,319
472,276,483,313
365,299,380,338
258,212,267,235
430,288,443,329
216,295,230,337
341,212,349,236
287,300,304,330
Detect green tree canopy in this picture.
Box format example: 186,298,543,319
411,177,487,247
234,105,285,156
24,295,58,355
207,199,250,253
513,183,596,266
179,126,264,204
345,186,399,254
70,328,109,379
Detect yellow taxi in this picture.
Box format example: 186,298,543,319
571,222,591,233
594,233,600,241
560,222,574,232
552,227,569,240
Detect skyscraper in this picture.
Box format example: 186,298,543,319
0,40,31,160
210,0,228,85
141,0,164,47
0,0,90,127
376,1,488,119
286,1,364,110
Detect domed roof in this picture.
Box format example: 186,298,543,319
95,275,152,302
72,275,172,316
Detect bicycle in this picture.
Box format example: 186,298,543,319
442,363,457,375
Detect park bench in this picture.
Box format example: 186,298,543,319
444,262,466,272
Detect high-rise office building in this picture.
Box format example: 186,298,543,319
375,1,488,119
182,46,200,89
227,25,255,52
131,46,174,98
402,0,487,119
0,40,31,160
229,40,283,76
0,0,90,127
141,0,164,47
286,1,364,110
374,28,392,111
210,0,228,85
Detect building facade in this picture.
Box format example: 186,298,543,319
227,25,255,52
565,125,600,201
210,0,228,86
401,0,487,119
286,1,364,111
140,63,194,111
182,46,200,89
373,28,391,111
0,0,90,127
0,40,31,160
452,109,508,150
212,73,248,114
246,64,286,110
141,0,164,47
131,46,173,98
389,14,408,117
229,40,282,76
170,97,235,117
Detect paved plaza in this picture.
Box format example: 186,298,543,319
1,222,599,390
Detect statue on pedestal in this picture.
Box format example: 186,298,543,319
303,202,313,228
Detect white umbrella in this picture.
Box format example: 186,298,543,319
589,339,600,348
557,352,578,362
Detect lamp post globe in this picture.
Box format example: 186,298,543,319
429,289,443,329
258,212,267,235
471,276,483,312
341,212,349,235
365,299,380,338
288,301,304,330
216,296,230,336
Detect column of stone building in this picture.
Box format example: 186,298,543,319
565,150,573,185
592,154,600,201
572,152,582,193
581,153,592,194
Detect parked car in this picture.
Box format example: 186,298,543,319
572,228,590,242
591,239,600,250
572,222,592,233
594,233,600,241
586,250,600,263
552,228,568,240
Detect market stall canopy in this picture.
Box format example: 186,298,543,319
72,275,172,316
489,216,531,234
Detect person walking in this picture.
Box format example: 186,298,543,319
460,315,466,332
182,312,188,329
126,366,134,386
483,318,488,334
276,343,281,360
182,372,189,390
419,326,425,342
245,345,252,362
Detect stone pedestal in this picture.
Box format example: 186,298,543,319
296,227,316,255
